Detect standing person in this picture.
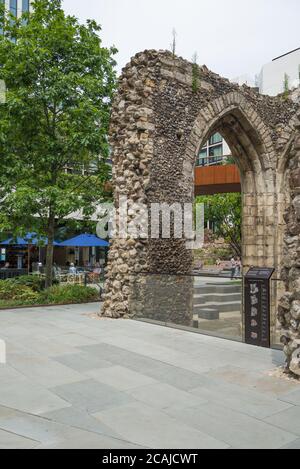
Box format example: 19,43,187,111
235,257,242,278
230,257,236,280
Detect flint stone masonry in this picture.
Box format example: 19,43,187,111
101,50,300,375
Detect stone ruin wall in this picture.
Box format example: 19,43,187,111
101,50,300,375
278,130,300,375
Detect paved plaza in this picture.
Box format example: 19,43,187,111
0,304,300,449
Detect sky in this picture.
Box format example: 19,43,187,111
62,0,300,80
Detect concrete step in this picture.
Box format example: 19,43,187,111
193,292,241,305
194,308,220,321
220,269,232,276
194,300,242,314
193,285,242,295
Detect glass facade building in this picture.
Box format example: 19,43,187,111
9,0,17,16
22,0,29,13
0,1,31,39
196,132,231,167
1,0,31,19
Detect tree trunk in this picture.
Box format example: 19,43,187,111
45,214,55,289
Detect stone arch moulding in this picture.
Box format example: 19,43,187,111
183,96,278,272
101,50,300,376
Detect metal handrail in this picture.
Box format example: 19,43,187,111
196,154,234,167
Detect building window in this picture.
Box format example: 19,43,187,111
209,145,223,158
22,0,29,12
10,0,18,17
197,132,225,167
209,132,222,145
0,0,4,35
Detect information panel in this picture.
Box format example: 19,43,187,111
244,267,275,348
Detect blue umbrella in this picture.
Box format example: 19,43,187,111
1,232,59,246
59,233,109,247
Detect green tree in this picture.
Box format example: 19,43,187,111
192,52,200,93
0,0,117,287
196,193,242,257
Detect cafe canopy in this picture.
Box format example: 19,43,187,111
59,234,109,248
1,232,59,246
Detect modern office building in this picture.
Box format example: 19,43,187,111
196,132,231,167
1,0,31,17
232,48,300,96
258,48,300,96
195,132,241,196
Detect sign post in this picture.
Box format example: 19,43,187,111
244,267,275,348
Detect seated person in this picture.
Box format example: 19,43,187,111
93,262,102,274
68,263,77,274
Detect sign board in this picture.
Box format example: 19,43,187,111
244,267,275,348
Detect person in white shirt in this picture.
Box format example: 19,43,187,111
69,263,77,274
230,257,236,280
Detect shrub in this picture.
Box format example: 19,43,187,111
0,279,99,307
38,284,99,305
0,280,39,303
12,275,45,292
12,275,59,291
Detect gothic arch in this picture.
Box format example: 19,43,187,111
183,96,279,271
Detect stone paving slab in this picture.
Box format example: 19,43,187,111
205,365,300,397
0,368,71,415
278,388,300,406
0,304,300,449
36,431,145,449
126,383,208,411
190,378,293,419
163,403,298,449
41,406,122,439
282,438,300,449
264,405,300,436
54,351,113,373
85,365,158,391
0,405,95,446
0,428,38,449
7,351,85,389
93,402,229,449
50,379,135,414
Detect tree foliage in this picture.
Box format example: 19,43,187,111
0,0,117,286
196,193,242,257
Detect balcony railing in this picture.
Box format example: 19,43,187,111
196,155,234,167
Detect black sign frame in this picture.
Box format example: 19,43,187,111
244,267,275,348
